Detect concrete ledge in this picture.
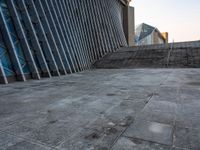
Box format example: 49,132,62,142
120,0,131,5
94,41,200,69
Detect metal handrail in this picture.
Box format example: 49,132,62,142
166,42,174,67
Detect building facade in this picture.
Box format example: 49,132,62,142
135,23,168,46
0,0,132,84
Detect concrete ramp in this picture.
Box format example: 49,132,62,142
94,41,200,68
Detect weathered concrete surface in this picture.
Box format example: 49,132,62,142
123,6,135,46
0,69,200,149
94,41,200,69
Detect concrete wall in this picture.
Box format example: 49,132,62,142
0,0,128,84
94,41,200,68
123,6,135,46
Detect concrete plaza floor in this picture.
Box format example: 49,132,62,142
0,69,200,150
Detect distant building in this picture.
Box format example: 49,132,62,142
135,23,168,46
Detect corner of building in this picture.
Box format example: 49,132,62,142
123,5,135,47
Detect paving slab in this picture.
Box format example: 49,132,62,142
57,128,101,150
0,132,50,150
112,137,170,150
0,69,200,149
143,100,178,114
5,141,51,150
124,120,173,145
136,109,175,125
174,127,200,150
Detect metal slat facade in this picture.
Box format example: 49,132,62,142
0,0,128,84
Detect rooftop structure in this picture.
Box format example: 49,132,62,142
120,0,132,5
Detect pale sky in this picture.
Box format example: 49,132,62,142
130,0,200,42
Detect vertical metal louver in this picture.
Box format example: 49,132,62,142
0,0,127,84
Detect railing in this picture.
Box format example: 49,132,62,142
166,42,174,67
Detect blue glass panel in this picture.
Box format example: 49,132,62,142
13,0,41,72
6,19,16,34
0,40,14,76
1,0,30,74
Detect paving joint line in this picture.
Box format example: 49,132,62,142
0,129,55,149
110,89,157,149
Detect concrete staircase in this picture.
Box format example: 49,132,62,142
94,41,200,68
